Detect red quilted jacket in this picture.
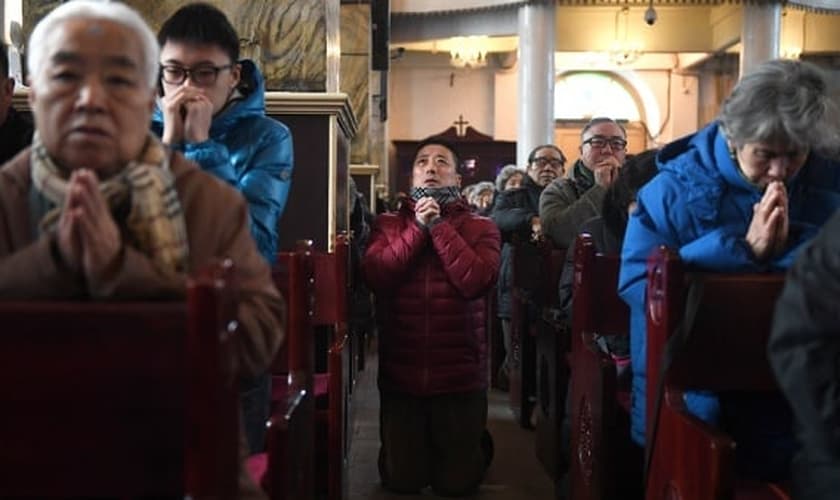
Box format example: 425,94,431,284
363,198,501,396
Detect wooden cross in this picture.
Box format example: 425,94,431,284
453,114,470,136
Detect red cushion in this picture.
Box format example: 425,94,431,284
271,376,288,402
246,452,267,487
314,373,329,397
615,390,632,413
735,480,790,500
314,373,329,409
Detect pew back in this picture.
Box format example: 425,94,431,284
568,233,635,500
0,265,238,498
644,246,787,500
265,241,316,500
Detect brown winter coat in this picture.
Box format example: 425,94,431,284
0,148,284,499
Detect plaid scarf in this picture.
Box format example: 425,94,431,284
30,132,190,274
409,186,462,207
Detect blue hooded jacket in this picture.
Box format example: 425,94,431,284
152,60,293,264
618,121,840,446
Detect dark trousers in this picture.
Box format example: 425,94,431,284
379,389,490,497
241,371,271,454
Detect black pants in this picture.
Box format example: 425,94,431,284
379,389,490,497
240,371,271,454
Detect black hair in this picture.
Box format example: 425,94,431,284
527,144,566,165
158,3,239,64
580,116,627,139
0,44,8,78
414,136,463,174
602,148,659,240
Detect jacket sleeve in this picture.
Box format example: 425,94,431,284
362,214,427,292
540,179,606,248
490,189,535,240
429,217,501,299
678,228,762,272
184,121,294,264
557,236,577,322
0,235,85,299
769,213,840,492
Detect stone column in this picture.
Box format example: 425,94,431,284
517,0,555,168
740,2,781,77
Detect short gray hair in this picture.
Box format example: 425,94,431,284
495,164,524,192
719,59,840,154
28,0,160,90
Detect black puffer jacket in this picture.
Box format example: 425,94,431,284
490,175,544,318
769,209,840,499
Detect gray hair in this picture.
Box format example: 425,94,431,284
719,59,840,154
28,0,160,90
580,117,626,140
473,181,494,196
495,164,524,192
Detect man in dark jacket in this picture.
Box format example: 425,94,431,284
363,137,501,497
0,45,33,165
769,210,840,499
490,144,565,389
540,117,627,248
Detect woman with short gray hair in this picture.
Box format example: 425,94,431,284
618,58,840,482
495,165,524,192
719,59,839,162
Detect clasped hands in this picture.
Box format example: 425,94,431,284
415,196,441,227
746,180,789,261
56,169,122,281
593,157,621,188
160,86,213,145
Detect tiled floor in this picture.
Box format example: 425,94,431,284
347,353,556,499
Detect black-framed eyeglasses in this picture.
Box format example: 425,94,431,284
531,157,565,169
160,64,233,86
582,136,627,151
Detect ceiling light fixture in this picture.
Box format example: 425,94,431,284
449,36,489,69
609,7,643,66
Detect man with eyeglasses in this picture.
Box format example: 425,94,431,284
151,2,294,457
491,144,565,393
540,117,627,248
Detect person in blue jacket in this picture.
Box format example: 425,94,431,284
153,3,294,455
618,59,840,480
152,3,293,266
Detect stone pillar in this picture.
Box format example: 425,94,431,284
516,0,555,168
740,2,781,78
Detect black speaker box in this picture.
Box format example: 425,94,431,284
371,0,390,71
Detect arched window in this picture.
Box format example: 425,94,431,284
555,72,641,121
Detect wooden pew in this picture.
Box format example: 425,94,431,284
509,238,553,428
535,245,570,481
254,241,316,500
644,246,789,500
568,234,638,500
0,262,239,498
311,234,351,500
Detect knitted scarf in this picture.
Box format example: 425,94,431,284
409,186,462,207
572,159,595,192
30,132,190,274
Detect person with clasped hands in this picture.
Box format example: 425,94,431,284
152,3,295,454
0,2,284,497
363,137,500,496
618,59,840,481
539,117,628,248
